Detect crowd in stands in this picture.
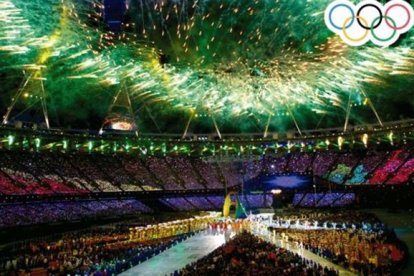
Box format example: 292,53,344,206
312,151,338,177
0,199,151,229
327,153,359,184
286,152,313,173
206,195,227,209
369,148,412,185
160,197,196,211
346,151,386,185
192,160,223,189
120,155,162,191
0,148,413,196
166,157,205,190
217,161,241,187
146,157,186,190
160,194,273,211
179,232,339,275
265,156,290,174
0,193,274,229
389,158,414,184
292,192,356,208
41,152,100,192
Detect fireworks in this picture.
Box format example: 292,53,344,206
0,0,413,133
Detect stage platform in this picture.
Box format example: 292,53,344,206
120,231,227,276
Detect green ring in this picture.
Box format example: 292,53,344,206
370,15,397,42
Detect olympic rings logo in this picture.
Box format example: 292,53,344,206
325,0,414,47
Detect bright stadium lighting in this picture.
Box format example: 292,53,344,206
34,138,41,149
388,131,394,145
362,134,369,148
7,135,14,146
271,189,282,195
88,141,93,151
338,136,344,150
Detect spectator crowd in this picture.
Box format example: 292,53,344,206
0,199,151,229
1,149,413,197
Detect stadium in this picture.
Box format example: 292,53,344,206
0,0,414,275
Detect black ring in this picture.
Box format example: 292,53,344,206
356,4,383,30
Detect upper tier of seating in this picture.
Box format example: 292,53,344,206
0,147,413,195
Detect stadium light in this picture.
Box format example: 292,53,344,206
338,136,344,150
388,131,394,145
362,134,369,148
34,138,41,149
7,135,14,146
271,189,282,195
88,141,93,152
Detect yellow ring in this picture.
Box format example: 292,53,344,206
342,16,369,42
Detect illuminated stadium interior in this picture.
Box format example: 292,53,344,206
0,0,414,275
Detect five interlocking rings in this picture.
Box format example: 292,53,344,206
325,0,414,47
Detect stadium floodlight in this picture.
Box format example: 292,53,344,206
271,189,282,195
34,138,41,149
7,135,14,146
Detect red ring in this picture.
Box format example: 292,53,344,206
385,3,411,30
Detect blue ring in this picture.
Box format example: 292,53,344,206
329,3,355,30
